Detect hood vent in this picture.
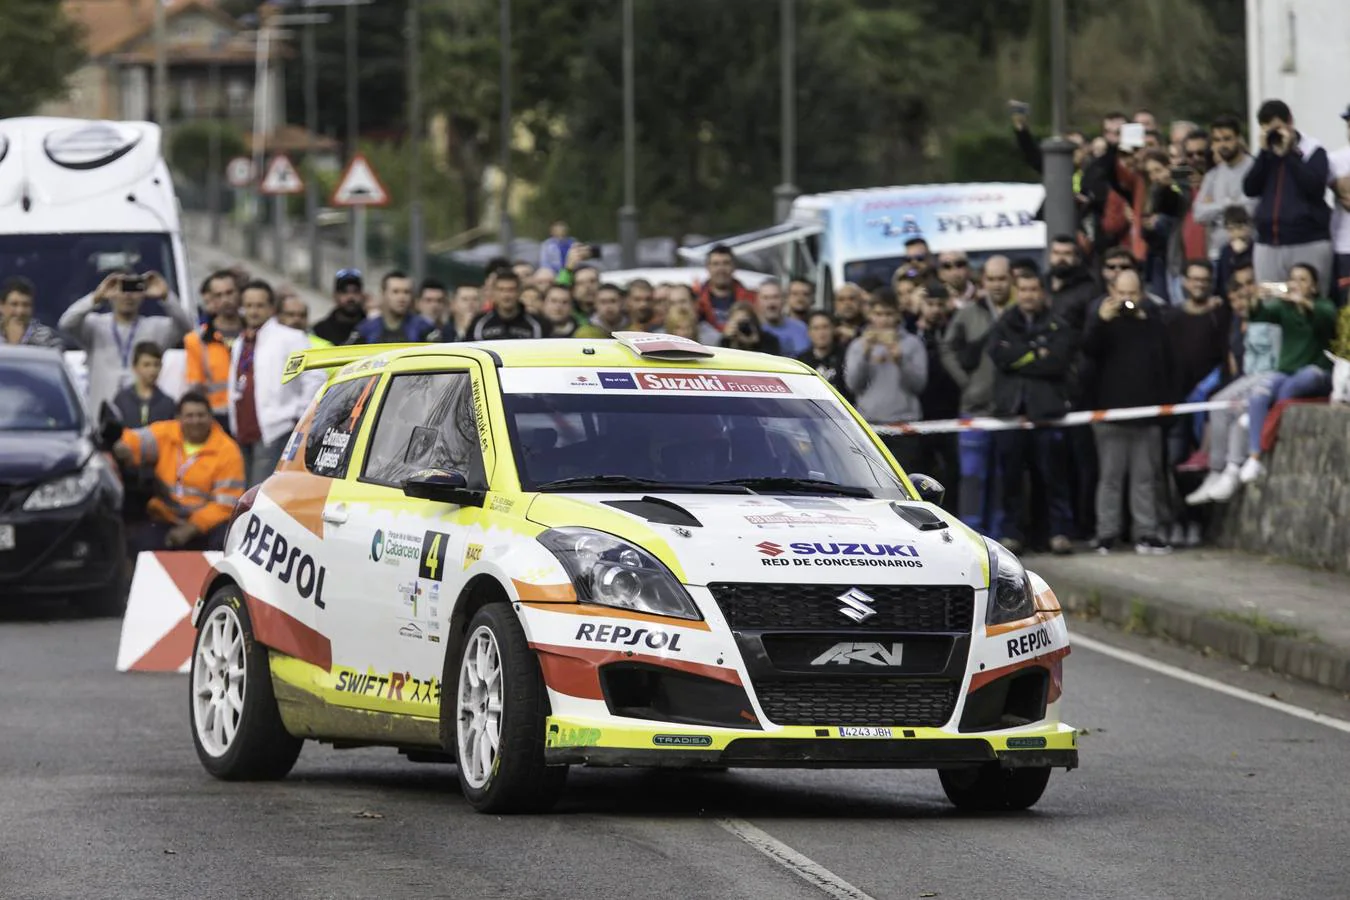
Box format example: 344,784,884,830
602,496,702,528
890,502,949,531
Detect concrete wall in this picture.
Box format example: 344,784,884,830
1219,404,1350,573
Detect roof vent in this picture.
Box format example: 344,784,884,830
44,122,141,170
613,331,715,360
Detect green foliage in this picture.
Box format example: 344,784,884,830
946,130,1041,184
0,0,85,117
169,122,248,185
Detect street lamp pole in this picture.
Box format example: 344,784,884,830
154,0,170,161
208,59,222,245
1040,0,1076,250
303,16,321,288
618,0,638,268
772,0,799,223
408,0,425,285
347,1,362,268
498,0,513,255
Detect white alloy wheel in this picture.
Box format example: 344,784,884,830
457,624,505,789
192,604,247,757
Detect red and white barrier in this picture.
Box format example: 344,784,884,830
873,399,1242,436
115,551,220,673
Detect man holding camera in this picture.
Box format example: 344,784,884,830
59,269,194,415
1242,99,1332,287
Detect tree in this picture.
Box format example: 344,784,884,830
0,1,85,117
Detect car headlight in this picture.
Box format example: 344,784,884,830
23,457,105,511
537,527,702,621
983,537,1036,626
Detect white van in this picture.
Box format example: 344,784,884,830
0,117,192,327
0,118,194,398
679,182,1047,305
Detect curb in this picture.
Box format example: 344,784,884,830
1050,576,1350,694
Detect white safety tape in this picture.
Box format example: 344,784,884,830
873,399,1241,436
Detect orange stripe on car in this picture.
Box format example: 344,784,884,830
512,580,577,603
245,592,333,672
986,606,1062,637
967,647,1070,702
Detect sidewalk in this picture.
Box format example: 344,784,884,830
1028,550,1350,693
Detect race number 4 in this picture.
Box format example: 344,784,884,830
419,531,451,581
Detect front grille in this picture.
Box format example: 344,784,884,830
754,678,958,727
708,583,974,632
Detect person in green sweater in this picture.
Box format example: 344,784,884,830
1240,262,1337,482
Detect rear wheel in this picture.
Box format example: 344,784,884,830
451,604,567,813
939,764,1051,811
189,586,302,780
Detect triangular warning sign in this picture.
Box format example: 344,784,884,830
331,154,390,207
260,154,304,195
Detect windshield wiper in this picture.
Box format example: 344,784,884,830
534,475,750,494
707,477,874,498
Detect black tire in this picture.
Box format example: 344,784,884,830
447,604,567,813
939,764,1051,811
189,586,302,780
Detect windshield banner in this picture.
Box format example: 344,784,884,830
498,368,833,398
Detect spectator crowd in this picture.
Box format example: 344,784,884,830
3,96,1349,559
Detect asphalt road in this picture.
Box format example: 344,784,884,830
2,608,1347,900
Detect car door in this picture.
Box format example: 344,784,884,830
326,364,491,715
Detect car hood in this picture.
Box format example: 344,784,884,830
0,431,91,484
527,492,988,588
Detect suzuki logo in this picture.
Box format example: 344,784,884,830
836,587,877,623
810,641,904,666
756,541,785,557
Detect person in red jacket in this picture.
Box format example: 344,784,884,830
695,245,758,329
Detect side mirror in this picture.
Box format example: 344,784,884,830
908,472,946,507
402,469,486,507
96,401,124,451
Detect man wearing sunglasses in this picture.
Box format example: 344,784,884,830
936,251,976,307
902,237,933,280
313,269,368,346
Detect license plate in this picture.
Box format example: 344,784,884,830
838,726,893,739
0,524,14,551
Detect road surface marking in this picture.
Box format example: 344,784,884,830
1075,634,1350,735
717,817,876,900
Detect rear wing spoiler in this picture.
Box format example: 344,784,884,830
280,344,424,384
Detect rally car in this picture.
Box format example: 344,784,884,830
188,333,1077,813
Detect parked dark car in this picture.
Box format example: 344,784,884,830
0,346,126,615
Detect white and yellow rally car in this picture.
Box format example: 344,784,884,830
189,333,1076,813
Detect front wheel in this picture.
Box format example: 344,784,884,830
939,764,1051,811
189,586,302,780
451,604,567,813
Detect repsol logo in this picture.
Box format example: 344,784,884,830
575,622,683,652
1006,626,1051,658
239,515,328,608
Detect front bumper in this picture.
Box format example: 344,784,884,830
0,495,124,598
544,717,1078,770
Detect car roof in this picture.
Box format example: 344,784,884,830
390,339,813,374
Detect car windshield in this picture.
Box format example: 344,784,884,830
503,391,907,497
0,356,83,431
0,232,179,342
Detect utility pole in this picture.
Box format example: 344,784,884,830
208,59,222,245
303,15,321,288
408,0,426,285
618,0,638,268
772,0,799,224
346,1,362,267
1040,0,1076,251
154,0,170,162
498,0,513,255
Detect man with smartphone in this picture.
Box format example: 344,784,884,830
1241,99,1332,287
59,267,194,415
